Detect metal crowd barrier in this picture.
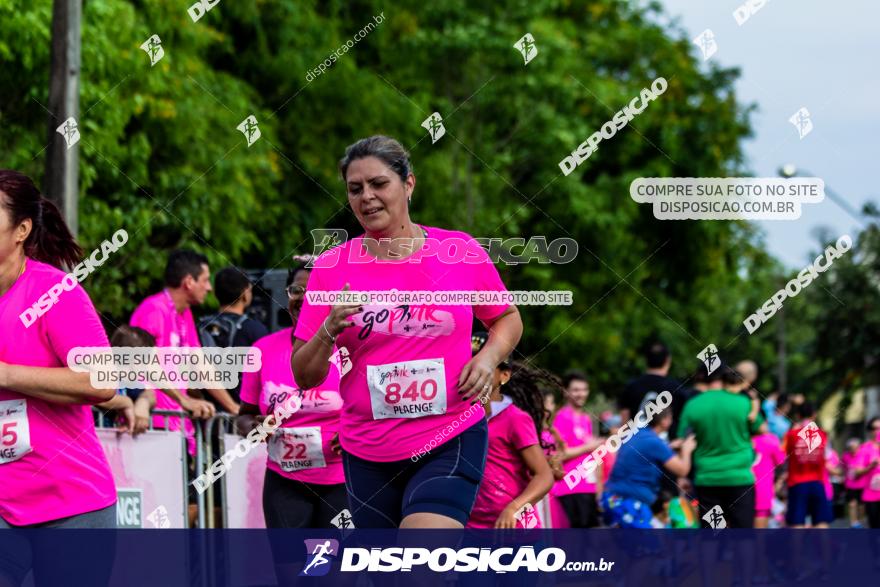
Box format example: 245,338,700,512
93,407,197,528
203,413,238,528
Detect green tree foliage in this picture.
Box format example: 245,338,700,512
1,0,800,395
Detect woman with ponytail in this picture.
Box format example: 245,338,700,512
466,332,555,529
0,170,119,533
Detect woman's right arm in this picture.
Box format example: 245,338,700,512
291,336,335,391
291,286,362,389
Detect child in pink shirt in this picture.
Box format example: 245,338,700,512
752,425,785,528
467,336,554,528
239,265,347,529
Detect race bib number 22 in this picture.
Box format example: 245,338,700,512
367,359,447,420
268,427,325,472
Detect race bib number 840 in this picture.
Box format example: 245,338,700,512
0,399,32,464
367,359,447,420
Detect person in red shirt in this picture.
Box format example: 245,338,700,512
783,402,833,527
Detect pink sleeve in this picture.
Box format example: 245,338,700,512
509,409,540,450
45,282,110,363
293,269,330,343
184,311,201,347
856,445,874,468
239,360,260,406
554,410,575,445
828,449,840,468
585,414,593,438
771,436,786,466
469,238,510,323
131,302,165,344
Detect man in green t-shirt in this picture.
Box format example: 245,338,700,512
678,363,762,528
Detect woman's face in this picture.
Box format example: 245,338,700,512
345,156,414,235
287,269,310,323
0,194,28,265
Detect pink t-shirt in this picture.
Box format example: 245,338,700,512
239,328,344,484
130,289,200,455
294,226,510,462
824,447,840,500
858,442,880,502
551,405,596,496
0,259,117,525
468,402,541,528
843,450,868,490
752,432,785,512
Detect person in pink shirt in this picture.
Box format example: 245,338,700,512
291,136,523,529
239,264,347,529
752,423,785,528
467,333,554,529
855,418,880,528
550,371,604,527
842,437,868,527
130,249,229,420
0,170,120,541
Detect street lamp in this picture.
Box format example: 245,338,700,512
777,164,866,226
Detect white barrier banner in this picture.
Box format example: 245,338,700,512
222,433,277,587
222,433,268,528
97,428,187,528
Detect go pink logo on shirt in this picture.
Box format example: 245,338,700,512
354,304,454,340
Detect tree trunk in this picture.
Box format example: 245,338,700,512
45,0,81,237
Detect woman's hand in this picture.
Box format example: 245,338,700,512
180,395,215,419
132,396,151,435
235,414,261,437
458,352,496,401
322,283,362,341
494,504,521,529
548,452,566,481
115,395,135,435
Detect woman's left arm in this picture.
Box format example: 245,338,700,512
459,306,523,399
0,362,115,405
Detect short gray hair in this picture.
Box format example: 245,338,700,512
338,135,412,183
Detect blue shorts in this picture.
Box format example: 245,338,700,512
786,481,833,525
600,493,654,528
342,418,488,528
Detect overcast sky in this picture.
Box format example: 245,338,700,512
657,0,880,268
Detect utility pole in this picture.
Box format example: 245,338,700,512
777,290,787,394
45,0,81,237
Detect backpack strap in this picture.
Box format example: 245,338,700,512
227,314,249,347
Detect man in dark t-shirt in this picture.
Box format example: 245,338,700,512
620,342,692,438
202,266,268,407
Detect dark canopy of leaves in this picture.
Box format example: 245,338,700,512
6,0,867,401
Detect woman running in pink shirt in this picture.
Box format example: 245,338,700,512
0,170,120,530
292,136,522,528
0,170,127,586
466,333,554,529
